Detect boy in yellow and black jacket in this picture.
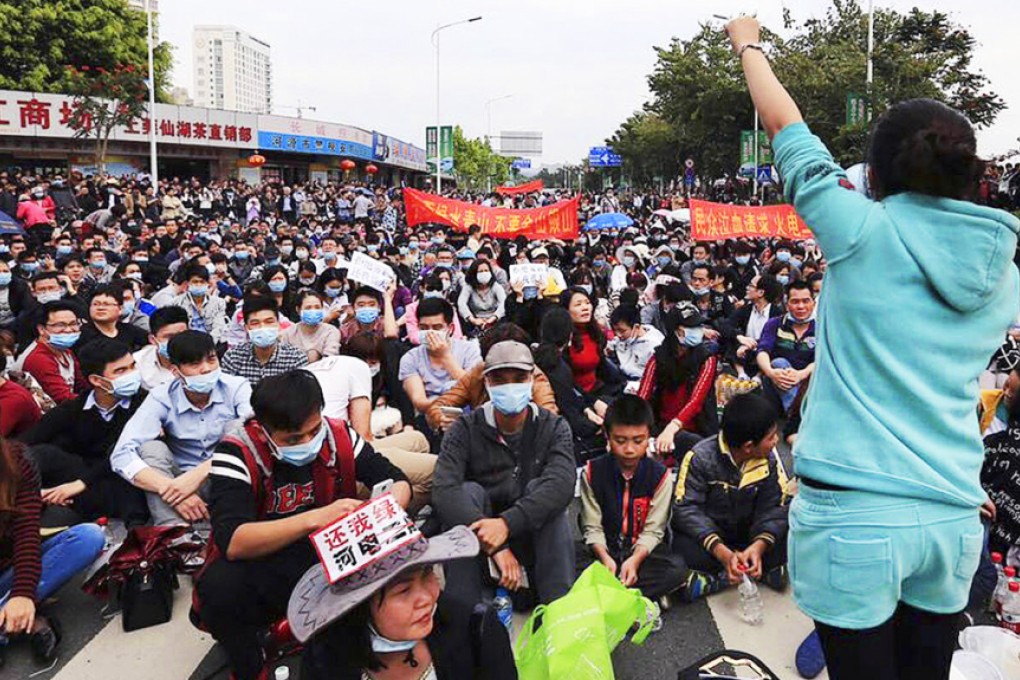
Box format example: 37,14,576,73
671,392,791,601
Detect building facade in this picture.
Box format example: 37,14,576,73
193,25,272,115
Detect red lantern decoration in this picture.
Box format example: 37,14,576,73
248,153,266,167
365,163,379,175
340,159,356,172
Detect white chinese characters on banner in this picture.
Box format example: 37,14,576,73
346,252,396,293
509,263,549,287
309,494,421,585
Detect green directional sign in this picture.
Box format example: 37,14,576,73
740,130,771,175
847,93,869,126
426,125,454,173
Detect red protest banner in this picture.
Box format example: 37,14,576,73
404,188,580,240
495,179,543,195
689,199,813,241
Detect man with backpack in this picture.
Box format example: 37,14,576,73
194,369,411,680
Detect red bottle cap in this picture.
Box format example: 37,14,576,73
1010,582,1019,593
992,552,1004,564
1007,567,1017,578
96,517,108,527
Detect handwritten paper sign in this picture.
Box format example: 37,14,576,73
309,494,421,585
346,252,395,293
509,263,549,287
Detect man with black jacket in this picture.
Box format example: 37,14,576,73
433,341,576,606
672,393,791,601
21,338,149,526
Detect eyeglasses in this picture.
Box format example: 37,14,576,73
46,320,82,332
91,301,120,309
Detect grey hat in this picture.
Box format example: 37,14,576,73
288,525,479,643
484,340,535,374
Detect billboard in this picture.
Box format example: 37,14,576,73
499,130,542,156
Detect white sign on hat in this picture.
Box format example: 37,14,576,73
309,494,420,585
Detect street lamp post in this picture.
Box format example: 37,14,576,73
145,0,158,188
431,16,482,194
484,93,512,192
867,0,875,122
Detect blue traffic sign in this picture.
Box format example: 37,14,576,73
756,166,774,184
511,158,531,169
589,146,623,167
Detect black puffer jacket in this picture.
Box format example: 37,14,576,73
672,434,791,554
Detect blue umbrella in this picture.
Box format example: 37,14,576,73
584,212,634,231
0,209,23,235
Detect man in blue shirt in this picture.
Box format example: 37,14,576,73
755,280,815,415
111,330,252,525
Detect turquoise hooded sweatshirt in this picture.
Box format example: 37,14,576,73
773,122,1019,508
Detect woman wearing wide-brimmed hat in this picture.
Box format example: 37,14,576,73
293,516,517,680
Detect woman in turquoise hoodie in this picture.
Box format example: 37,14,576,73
726,16,1019,680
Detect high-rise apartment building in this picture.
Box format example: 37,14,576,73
193,25,272,114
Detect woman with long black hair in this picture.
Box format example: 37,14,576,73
559,287,625,407
726,15,1019,679
0,436,104,666
635,304,718,461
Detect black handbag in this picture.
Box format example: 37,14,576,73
678,649,781,680
119,561,176,632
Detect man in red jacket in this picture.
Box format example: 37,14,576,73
23,301,86,404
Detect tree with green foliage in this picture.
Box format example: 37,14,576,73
65,64,148,174
452,126,513,191
0,0,173,101
612,0,1004,182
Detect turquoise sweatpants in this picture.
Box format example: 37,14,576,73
788,483,982,629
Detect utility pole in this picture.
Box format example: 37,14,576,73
145,0,158,188
431,16,483,194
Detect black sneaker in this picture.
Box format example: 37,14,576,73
677,570,727,603
763,565,788,592
30,616,61,665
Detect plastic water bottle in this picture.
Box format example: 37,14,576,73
990,552,1005,613
738,574,764,625
494,587,513,635
995,566,1016,620
96,516,114,550
274,667,290,680
1001,582,1020,634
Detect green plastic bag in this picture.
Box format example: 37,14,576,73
514,562,658,680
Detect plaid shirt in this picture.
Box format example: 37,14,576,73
221,342,308,387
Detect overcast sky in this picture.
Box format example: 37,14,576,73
160,0,1019,166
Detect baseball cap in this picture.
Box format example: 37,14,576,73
484,341,535,374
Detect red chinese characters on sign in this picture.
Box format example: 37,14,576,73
689,199,813,241
177,121,192,138
239,126,252,142
159,119,175,137
404,188,580,241
18,98,51,129
209,124,223,140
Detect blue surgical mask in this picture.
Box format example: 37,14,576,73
108,370,142,398
248,327,279,348
622,256,636,268
90,259,106,269
234,250,250,260
56,245,73,256
735,255,750,266
324,287,342,298
356,307,380,324
323,251,338,261
276,424,327,467
593,258,606,268
184,368,221,394
399,247,409,255
681,327,705,347
579,284,593,295
487,381,533,415
21,262,38,273
424,291,444,299
122,300,135,317
48,331,80,350
280,245,294,256
791,257,803,268
477,272,492,286
776,251,791,263
367,245,378,253
189,284,209,298
37,291,62,304
267,257,281,266
0,272,10,286
158,341,170,359
369,623,419,655
268,280,287,293
692,286,710,297
657,256,671,267
776,275,790,286
301,309,324,326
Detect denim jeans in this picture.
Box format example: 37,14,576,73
767,357,800,412
0,524,105,606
